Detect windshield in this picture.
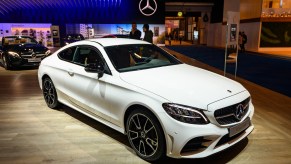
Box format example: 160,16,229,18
3,36,38,45
105,44,182,72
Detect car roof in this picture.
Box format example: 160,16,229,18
88,38,150,47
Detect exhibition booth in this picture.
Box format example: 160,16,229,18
0,0,166,46
0,23,58,47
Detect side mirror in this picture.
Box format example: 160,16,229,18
85,62,105,78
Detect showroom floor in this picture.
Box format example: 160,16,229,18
0,49,290,163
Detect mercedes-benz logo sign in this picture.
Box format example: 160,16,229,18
139,0,157,16
31,53,36,58
235,104,244,120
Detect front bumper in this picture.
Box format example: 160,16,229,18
159,92,254,158
8,55,45,67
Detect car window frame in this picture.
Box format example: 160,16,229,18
75,45,111,75
57,46,77,62
57,45,111,75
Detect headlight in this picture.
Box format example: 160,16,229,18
162,103,209,124
45,50,51,56
8,51,20,57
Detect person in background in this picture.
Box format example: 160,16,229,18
129,22,141,40
238,32,243,52
241,31,247,52
179,33,183,45
142,24,153,43
167,31,172,46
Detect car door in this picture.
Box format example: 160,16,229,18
61,45,113,122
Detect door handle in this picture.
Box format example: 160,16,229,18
68,71,74,76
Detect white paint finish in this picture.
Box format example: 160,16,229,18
120,64,246,110
38,38,254,159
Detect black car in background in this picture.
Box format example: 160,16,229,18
0,36,51,70
62,34,85,46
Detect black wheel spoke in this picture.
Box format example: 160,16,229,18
129,130,139,140
44,94,49,101
136,115,141,129
143,118,149,131
49,95,55,105
132,116,141,129
139,140,146,156
146,138,158,151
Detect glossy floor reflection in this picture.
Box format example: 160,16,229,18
0,50,290,163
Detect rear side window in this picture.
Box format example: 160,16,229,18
58,46,77,62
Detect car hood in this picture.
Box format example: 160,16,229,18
5,44,48,53
119,64,246,109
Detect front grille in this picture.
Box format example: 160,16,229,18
21,53,45,59
214,97,250,125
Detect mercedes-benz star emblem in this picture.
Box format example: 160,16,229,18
235,104,244,120
139,0,157,16
31,53,36,58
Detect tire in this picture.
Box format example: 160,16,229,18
126,108,165,162
42,77,59,109
2,55,12,70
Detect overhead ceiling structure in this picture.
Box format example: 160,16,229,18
0,0,122,15
166,2,214,13
0,0,131,23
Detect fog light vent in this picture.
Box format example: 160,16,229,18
181,137,210,154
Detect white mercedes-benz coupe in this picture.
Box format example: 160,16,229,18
38,38,254,162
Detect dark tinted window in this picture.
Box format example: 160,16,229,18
72,47,101,66
72,46,111,74
105,44,181,72
58,46,77,62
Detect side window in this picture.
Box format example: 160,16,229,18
74,46,111,75
72,47,101,66
58,46,77,62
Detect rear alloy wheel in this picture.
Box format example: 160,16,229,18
126,109,165,162
43,77,59,109
3,55,12,70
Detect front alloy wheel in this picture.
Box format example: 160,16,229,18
43,77,59,109
3,55,12,70
126,109,165,162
